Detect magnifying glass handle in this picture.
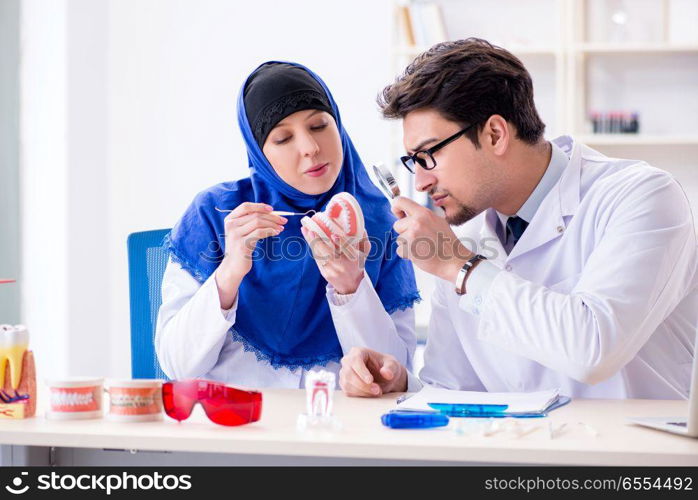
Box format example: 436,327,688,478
391,201,409,220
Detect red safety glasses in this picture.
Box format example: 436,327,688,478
162,380,262,426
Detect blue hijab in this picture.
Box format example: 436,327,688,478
166,61,420,370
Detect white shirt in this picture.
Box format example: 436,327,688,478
410,135,697,399
155,260,416,388
496,141,568,251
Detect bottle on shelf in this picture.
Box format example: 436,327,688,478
588,110,640,135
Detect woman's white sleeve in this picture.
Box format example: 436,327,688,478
326,272,417,370
154,257,238,379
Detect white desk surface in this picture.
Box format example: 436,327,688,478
0,389,696,466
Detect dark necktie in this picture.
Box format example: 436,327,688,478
506,216,529,247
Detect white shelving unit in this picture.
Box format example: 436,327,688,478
565,0,698,143
391,0,698,335
575,42,698,54
578,134,698,146
392,0,698,156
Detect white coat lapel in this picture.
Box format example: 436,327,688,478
479,208,508,264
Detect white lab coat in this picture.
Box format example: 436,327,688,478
155,261,416,389
413,136,697,399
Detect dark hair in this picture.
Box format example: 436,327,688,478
378,38,545,147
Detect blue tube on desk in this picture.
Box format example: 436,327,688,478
427,403,550,418
428,403,509,417
381,411,449,429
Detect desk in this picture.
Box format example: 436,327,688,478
0,390,696,466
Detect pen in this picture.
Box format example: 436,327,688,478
381,411,449,429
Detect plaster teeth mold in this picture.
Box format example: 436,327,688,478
301,192,365,256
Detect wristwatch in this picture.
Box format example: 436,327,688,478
455,254,486,295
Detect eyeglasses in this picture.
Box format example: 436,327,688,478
400,124,474,173
162,380,262,426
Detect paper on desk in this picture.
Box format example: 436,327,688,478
397,386,560,414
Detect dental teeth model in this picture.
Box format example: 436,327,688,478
301,192,365,256
306,370,335,418
0,324,36,419
0,324,28,390
105,379,164,422
46,378,104,420
296,369,341,432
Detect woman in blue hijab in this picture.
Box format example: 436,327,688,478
155,62,420,388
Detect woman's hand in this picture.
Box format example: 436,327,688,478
301,226,370,295
215,202,287,309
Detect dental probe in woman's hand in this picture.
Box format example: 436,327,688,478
214,207,316,217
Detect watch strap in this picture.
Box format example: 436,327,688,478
455,254,486,295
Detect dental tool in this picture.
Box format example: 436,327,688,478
214,207,316,217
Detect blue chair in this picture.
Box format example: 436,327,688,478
127,229,171,379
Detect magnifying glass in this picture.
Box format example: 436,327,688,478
372,163,401,200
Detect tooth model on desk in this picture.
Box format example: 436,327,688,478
300,192,365,256
0,324,37,419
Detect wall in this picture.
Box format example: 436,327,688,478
0,0,20,324
20,0,70,377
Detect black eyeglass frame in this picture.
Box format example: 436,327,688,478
400,124,475,173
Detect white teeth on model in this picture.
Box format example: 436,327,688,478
0,325,29,390
322,199,352,235
111,394,156,407
51,391,94,407
316,212,343,236
336,198,352,234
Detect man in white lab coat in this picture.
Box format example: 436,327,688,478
339,38,697,399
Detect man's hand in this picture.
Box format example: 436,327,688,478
339,347,407,397
391,197,474,283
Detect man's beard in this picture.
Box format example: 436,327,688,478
443,198,479,226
